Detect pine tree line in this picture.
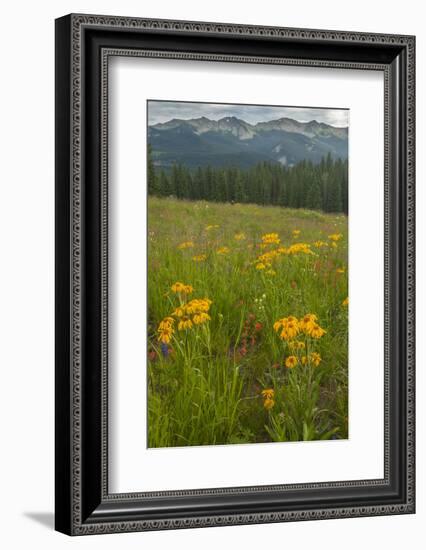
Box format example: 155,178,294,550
148,145,348,214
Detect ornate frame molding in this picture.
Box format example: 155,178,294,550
55,14,415,536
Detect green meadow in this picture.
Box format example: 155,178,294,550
147,196,348,448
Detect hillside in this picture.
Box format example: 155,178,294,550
148,115,348,170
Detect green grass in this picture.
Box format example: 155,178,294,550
147,196,348,447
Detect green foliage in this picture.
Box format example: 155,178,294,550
147,144,158,195
148,154,348,214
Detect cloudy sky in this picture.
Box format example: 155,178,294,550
148,100,349,128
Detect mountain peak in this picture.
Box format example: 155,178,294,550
220,115,238,121
149,114,348,170
150,115,348,141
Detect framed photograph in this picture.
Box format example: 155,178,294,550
55,14,415,535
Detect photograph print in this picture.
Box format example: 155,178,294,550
147,100,349,449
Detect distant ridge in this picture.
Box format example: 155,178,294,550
149,115,348,170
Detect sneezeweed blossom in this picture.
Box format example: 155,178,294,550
301,352,321,366
342,296,349,307
253,241,314,272
298,313,318,333
274,313,326,342
287,243,313,255
261,388,275,410
261,232,280,245
171,282,193,295
178,241,194,250
192,312,211,325
285,355,298,369
174,298,212,317
328,233,343,242
174,298,212,332
261,388,274,400
310,352,321,367
263,398,275,410
157,316,175,344
217,246,230,255
157,293,212,343
292,229,301,238
313,240,328,248
178,318,193,331
310,324,326,339
299,314,326,339
254,248,281,270
273,316,300,341
192,254,207,262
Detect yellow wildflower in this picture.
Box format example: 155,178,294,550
158,332,171,344
205,224,219,231
310,352,321,367
192,254,207,262
261,233,280,245
157,316,175,344
193,312,211,325
342,296,349,307
217,246,230,255
285,355,298,369
234,232,246,241
266,269,276,276
254,249,280,271
261,388,275,411
313,241,328,248
178,318,193,331
171,282,193,294
310,324,326,339
158,316,174,329
263,398,275,410
301,356,308,365
174,298,212,320
261,388,275,400
292,229,301,238
328,233,343,242
299,313,318,333
173,299,212,331
178,241,194,249
287,243,313,255
298,314,326,339
336,268,345,274
274,316,300,341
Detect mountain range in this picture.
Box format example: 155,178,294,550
148,115,348,170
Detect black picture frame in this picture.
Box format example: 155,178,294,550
55,13,415,536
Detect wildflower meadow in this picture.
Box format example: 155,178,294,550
147,196,348,447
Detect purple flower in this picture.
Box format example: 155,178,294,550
161,343,169,358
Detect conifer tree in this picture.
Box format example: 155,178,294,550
149,155,348,214
147,144,158,195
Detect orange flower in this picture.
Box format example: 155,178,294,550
285,355,298,369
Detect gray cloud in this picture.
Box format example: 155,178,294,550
148,100,349,128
